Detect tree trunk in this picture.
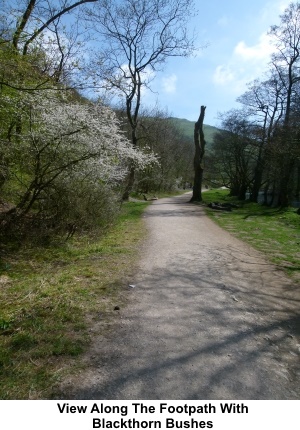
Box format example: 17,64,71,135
238,183,247,201
122,125,138,200
250,164,264,202
296,165,300,200
122,166,135,201
190,106,206,202
277,158,294,207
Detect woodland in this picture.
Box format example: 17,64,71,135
0,0,197,242
1,0,300,245
1,0,300,401
209,3,300,207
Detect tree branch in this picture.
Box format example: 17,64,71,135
12,0,37,50
22,0,98,55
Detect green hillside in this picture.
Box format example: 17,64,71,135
169,117,220,149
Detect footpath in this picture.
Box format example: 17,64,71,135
62,193,300,399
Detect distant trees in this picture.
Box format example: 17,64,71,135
133,108,194,193
236,76,283,203
212,111,255,200
212,2,300,207
84,0,197,199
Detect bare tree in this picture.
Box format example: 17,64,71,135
190,105,206,202
211,110,255,200
209,3,300,207
11,0,98,54
269,2,300,206
85,0,198,199
0,1,98,92
237,75,285,202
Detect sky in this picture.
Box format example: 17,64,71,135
142,0,292,126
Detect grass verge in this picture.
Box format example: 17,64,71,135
202,189,300,281
0,200,150,399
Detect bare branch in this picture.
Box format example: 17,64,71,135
22,0,98,55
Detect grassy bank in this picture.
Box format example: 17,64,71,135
0,200,150,399
202,189,300,280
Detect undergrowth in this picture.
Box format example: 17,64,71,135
0,200,149,399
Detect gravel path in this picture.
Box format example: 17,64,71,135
65,193,300,399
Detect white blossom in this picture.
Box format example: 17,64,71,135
3,90,157,187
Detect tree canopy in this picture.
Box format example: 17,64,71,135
0,0,196,240
210,2,300,207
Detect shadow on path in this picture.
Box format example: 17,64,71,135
61,193,300,400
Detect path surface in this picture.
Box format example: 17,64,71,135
65,193,300,399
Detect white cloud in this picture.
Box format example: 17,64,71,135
213,29,277,95
213,65,235,86
213,64,250,96
212,0,293,96
234,32,274,62
259,0,291,25
161,74,177,94
278,0,291,12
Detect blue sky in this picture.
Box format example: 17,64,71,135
4,0,292,126
142,0,292,126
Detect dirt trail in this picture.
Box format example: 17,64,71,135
63,193,300,399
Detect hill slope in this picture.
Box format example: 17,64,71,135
169,117,220,149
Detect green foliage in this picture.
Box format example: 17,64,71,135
131,112,195,193
0,200,149,399
0,0,160,400
0,58,152,241
211,4,300,206
168,117,220,151
0,319,12,330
